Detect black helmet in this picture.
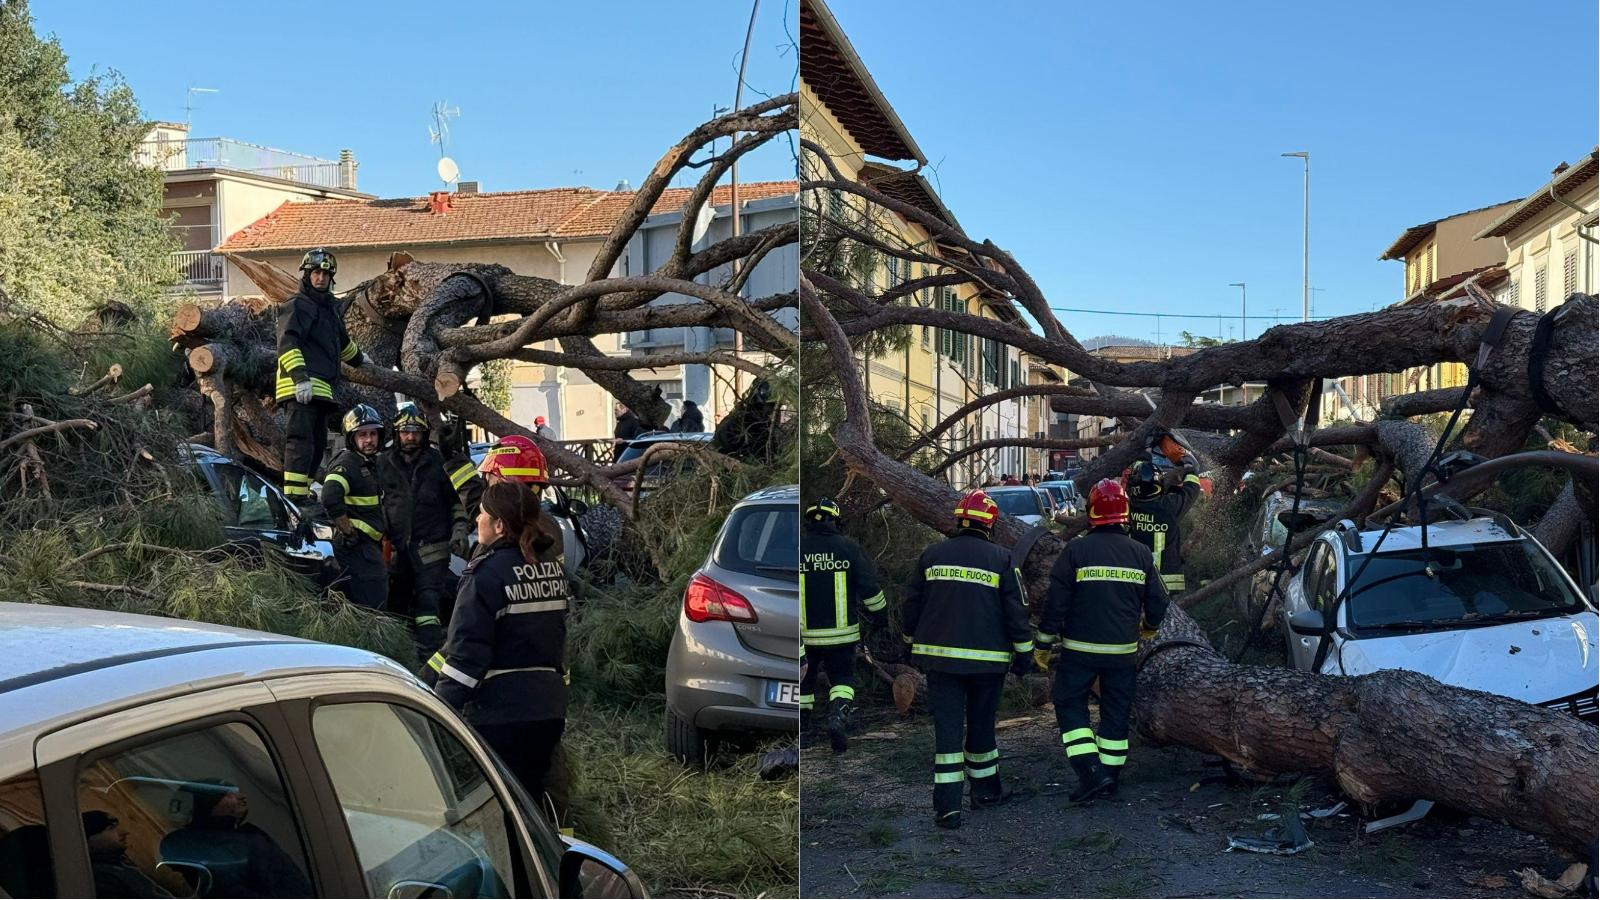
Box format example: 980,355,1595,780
805,497,841,523
342,404,385,439
1127,459,1163,500
299,248,337,275
393,403,429,434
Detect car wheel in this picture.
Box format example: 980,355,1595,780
665,705,716,768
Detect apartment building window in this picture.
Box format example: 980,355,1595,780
1506,278,1521,308
921,325,930,348
1564,248,1578,298
1010,359,1020,389
1534,265,1548,313
826,188,844,224
1426,244,1436,289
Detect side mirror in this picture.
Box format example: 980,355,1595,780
1277,510,1321,534
567,498,590,516
1288,609,1327,637
560,843,647,899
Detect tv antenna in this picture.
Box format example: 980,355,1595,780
185,86,218,126
429,101,461,187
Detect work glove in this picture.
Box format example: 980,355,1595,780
1010,651,1034,677
1139,618,1160,641
1033,646,1056,672
334,514,355,538
450,521,472,559
293,378,314,405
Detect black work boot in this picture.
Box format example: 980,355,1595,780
969,778,1016,809
934,810,961,830
1068,756,1114,804
1103,766,1123,798
825,698,853,755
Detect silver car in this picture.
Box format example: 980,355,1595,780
983,485,1048,526
1038,480,1082,518
664,485,800,766
0,603,644,898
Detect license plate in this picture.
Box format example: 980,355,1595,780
767,681,800,706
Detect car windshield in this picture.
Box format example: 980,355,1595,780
714,503,799,577
990,490,1040,517
1347,540,1586,630
211,462,290,531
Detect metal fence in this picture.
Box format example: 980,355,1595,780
136,137,343,189
172,250,226,289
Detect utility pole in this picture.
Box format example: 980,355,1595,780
1282,151,1310,321
728,0,760,398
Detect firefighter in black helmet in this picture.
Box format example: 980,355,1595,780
903,491,1033,829
800,496,885,754
1036,478,1168,803
277,248,364,509
321,404,389,610
1126,430,1202,598
379,403,471,658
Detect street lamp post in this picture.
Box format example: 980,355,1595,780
1282,151,1309,322
1229,282,1246,340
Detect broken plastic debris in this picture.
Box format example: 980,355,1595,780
1226,816,1313,856
1306,801,1347,819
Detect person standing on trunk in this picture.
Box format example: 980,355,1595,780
276,248,363,509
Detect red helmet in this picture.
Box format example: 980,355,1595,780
479,434,548,485
534,415,547,427
1088,478,1130,526
953,490,1000,528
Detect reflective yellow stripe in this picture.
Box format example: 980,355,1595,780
798,574,806,629
1066,743,1100,757
284,484,310,497
283,472,311,484
912,644,1010,663
1062,727,1096,744
954,507,995,520
1036,631,1058,645
1185,473,1201,486
862,591,886,612
427,652,445,672
966,749,998,764
450,463,478,489
834,570,848,630
278,350,305,369
829,684,854,701
324,473,349,492
798,693,814,709
1075,566,1146,584
1099,753,1127,766
1096,736,1129,751
1062,639,1138,654
1153,530,1167,565
925,565,1000,587
967,764,998,778
1162,573,1186,590
415,615,440,626
344,495,379,506
934,771,965,783
801,624,861,646
1012,641,1034,653
276,377,334,399
494,467,544,477
351,518,384,541
934,752,965,764
340,339,360,362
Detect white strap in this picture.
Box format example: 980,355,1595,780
497,599,569,618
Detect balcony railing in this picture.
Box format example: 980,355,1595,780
172,250,226,290
136,137,347,189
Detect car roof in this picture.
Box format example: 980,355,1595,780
0,603,414,753
1344,517,1520,553
631,431,713,442
985,485,1034,493
737,484,798,504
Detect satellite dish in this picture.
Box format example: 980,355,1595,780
690,199,716,247
437,156,460,185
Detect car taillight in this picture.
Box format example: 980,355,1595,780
684,572,758,624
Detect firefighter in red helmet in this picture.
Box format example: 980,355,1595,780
902,490,1033,829
1036,478,1169,803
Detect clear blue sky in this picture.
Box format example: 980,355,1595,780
827,0,1597,343
36,1,797,197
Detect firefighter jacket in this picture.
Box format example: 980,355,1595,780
275,282,363,402
801,521,886,647
1038,526,1169,667
444,448,484,518
320,448,386,545
378,445,468,559
1128,471,1202,593
423,538,570,724
901,529,1033,675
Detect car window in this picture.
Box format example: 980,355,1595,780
311,702,533,899
0,772,54,897
1314,549,1340,612
211,463,291,531
715,503,799,576
75,720,314,898
1301,543,1328,598
1346,540,1586,629
989,490,1040,517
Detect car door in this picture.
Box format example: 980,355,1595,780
1284,542,1328,671
263,675,559,899
34,682,354,897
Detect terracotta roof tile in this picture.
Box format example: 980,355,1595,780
217,181,796,253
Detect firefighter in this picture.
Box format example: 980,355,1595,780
1126,433,1202,598
438,414,484,518
477,435,549,493
421,481,572,828
276,248,363,509
1036,478,1168,803
379,403,470,657
800,496,886,754
902,490,1033,829
320,405,389,610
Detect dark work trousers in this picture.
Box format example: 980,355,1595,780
391,542,449,657
926,670,1005,816
799,643,856,712
476,719,569,828
333,538,388,610
282,399,333,501
1053,652,1138,772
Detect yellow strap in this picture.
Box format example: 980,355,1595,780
450,463,478,489
351,518,384,541
323,473,349,492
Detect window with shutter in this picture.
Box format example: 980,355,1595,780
1564,249,1577,297
1507,279,1521,308
1535,265,1548,313
1426,244,1435,288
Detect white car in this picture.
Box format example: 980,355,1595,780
1280,515,1599,721
983,485,1048,526
0,603,645,898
